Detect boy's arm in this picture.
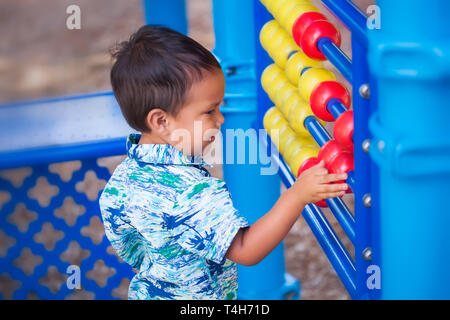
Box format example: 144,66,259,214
225,160,348,266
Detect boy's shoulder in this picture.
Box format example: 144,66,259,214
102,156,225,203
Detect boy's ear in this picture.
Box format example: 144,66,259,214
145,108,170,134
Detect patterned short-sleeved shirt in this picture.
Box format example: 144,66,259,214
99,134,249,300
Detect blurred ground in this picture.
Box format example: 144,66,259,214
0,0,373,300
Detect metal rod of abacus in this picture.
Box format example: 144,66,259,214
327,98,348,120
321,0,368,48
325,196,355,243
304,116,332,146
302,204,356,298
317,37,353,83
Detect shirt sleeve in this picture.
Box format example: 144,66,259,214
167,177,250,264
99,186,146,270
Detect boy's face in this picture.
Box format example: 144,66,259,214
167,69,226,156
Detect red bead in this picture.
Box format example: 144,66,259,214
334,110,354,152
310,81,351,122
315,200,328,207
297,157,327,207
292,11,327,47
328,152,354,193
328,152,354,174
298,157,319,177
300,20,341,60
318,140,343,168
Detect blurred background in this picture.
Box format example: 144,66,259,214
0,0,373,300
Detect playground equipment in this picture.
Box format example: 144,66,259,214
1,0,450,300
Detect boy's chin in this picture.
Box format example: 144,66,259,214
201,138,215,154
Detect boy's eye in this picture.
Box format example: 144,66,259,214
206,109,215,115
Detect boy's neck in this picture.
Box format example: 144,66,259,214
138,132,167,145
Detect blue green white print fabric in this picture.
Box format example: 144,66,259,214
99,134,249,300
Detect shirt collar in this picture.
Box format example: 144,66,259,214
126,133,213,167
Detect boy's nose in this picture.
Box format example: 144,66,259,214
216,111,225,127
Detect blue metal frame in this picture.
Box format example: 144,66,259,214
0,91,130,170
350,15,374,301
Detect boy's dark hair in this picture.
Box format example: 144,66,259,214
110,25,221,132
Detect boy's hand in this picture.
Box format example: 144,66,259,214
293,160,348,206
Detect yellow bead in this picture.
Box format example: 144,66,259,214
298,67,337,103
277,1,315,32
287,98,316,137
263,107,286,134
285,51,323,86
265,111,290,151
283,135,318,160
288,145,320,176
261,64,283,85
280,91,301,119
261,64,283,94
278,125,297,154
270,115,289,137
269,74,288,103
283,136,302,160
271,37,300,69
259,20,281,44
260,21,285,55
268,0,292,18
273,81,297,108
260,20,300,69
297,135,319,147
284,3,319,33
263,106,283,130
262,67,287,103
275,0,301,28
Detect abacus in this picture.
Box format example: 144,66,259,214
255,0,450,299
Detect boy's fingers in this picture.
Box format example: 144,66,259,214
307,160,326,173
316,160,325,168
322,173,348,183
320,191,346,199
313,167,328,176
318,183,348,193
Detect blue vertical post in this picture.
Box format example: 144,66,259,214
212,0,300,299
352,34,374,300
368,0,450,299
142,0,187,35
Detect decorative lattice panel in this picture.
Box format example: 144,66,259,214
0,155,135,299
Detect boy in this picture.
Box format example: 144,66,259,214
99,25,348,300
